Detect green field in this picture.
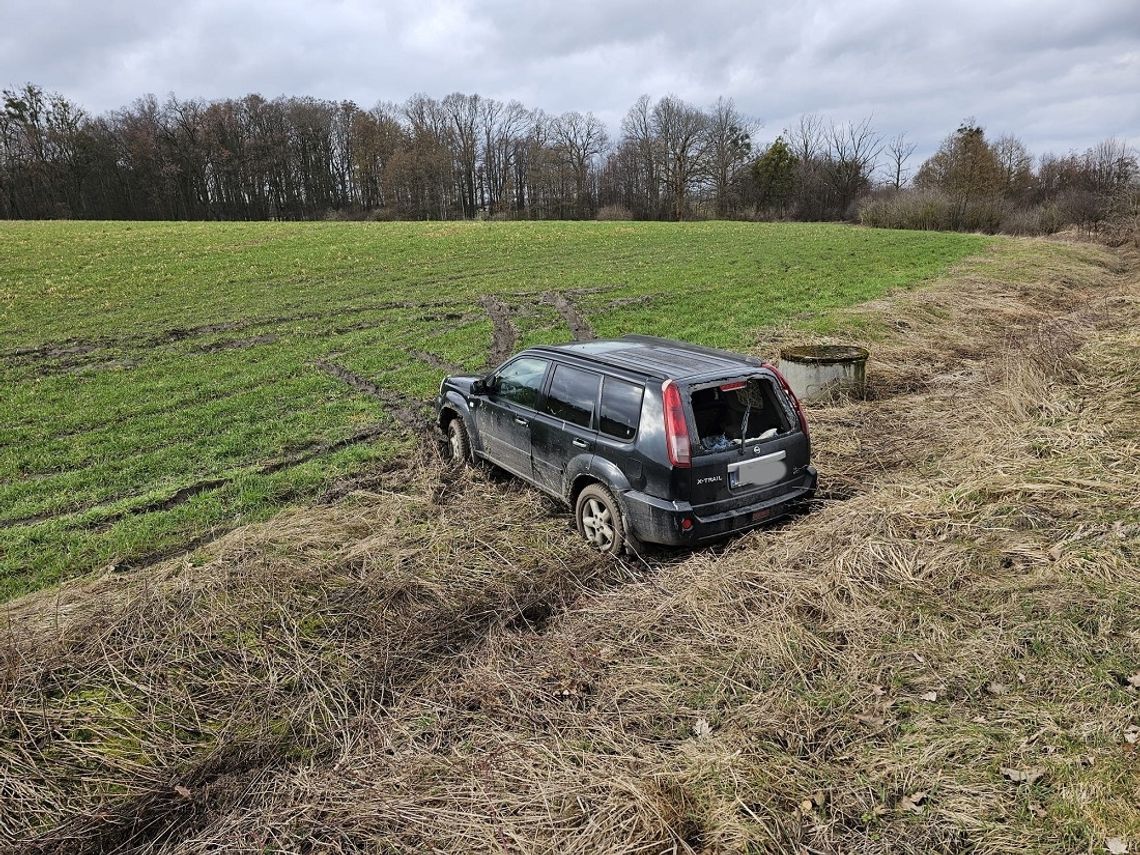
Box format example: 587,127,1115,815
0,221,989,599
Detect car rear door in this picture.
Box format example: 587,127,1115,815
685,372,809,508
531,362,602,495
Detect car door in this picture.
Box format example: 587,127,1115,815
473,355,550,480
531,362,602,495
591,373,647,485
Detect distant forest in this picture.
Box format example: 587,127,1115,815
1,83,1137,238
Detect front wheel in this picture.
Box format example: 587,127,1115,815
443,417,472,465
575,484,632,555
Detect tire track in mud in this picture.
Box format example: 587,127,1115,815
311,359,429,433
409,349,464,375
543,291,596,341
2,284,613,373
3,358,444,533
480,296,518,368
2,298,477,373
0,424,395,533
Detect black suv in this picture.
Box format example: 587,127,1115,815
436,335,816,553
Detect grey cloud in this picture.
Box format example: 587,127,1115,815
1,0,1137,159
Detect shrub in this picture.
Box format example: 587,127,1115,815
861,190,1016,235
999,204,1064,236
595,204,633,221
859,189,957,231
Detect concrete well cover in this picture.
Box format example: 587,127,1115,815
779,345,869,364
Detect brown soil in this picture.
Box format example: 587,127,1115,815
544,291,597,340
195,334,279,353
480,295,518,368
311,358,427,432
410,349,464,375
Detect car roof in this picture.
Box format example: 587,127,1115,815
526,335,766,383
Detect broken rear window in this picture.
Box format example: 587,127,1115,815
689,377,790,454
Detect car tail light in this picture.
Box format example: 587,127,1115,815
662,379,691,468
765,363,810,442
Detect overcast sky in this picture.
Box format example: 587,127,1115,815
2,0,1138,160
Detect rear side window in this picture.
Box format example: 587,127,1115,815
542,364,600,428
599,376,644,440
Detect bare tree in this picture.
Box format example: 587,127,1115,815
993,134,1033,200
827,117,882,215
787,113,826,163
442,92,480,217
705,97,756,217
518,109,558,217
402,93,454,218
885,132,916,190
652,95,709,221
785,113,829,219
480,98,528,215
619,94,662,218
551,111,608,218
1085,137,1137,194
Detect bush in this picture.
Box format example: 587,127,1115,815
1103,186,1140,247
323,207,374,222
999,203,1064,236
595,204,633,221
860,190,1012,234
859,189,957,231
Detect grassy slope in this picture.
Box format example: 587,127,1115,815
0,221,987,598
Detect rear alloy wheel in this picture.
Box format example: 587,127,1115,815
575,484,629,555
444,417,471,465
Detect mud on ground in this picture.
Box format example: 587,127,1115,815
2,239,1138,854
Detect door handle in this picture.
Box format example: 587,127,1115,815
572,438,589,448
514,416,528,425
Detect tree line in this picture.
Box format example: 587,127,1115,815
1,82,1136,239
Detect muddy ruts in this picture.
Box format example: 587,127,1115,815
480,296,518,369
544,292,596,341
311,359,429,433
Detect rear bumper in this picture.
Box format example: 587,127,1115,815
621,466,818,546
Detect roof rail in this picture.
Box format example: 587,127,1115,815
619,334,765,367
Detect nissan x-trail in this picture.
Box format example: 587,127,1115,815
436,335,816,554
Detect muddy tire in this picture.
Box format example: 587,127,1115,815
575,483,630,555
443,417,472,466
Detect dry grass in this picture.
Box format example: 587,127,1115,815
2,237,1138,853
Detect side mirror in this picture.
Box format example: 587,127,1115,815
471,377,489,395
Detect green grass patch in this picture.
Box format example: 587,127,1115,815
0,221,989,598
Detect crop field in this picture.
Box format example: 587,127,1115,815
0,221,988,598
2,232,1136,853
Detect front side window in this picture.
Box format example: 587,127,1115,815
599,377,644,440
542,364,601,428
494,357,549,410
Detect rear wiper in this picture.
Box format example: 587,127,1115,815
739,402,751,456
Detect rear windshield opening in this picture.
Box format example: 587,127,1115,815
690,377,790,454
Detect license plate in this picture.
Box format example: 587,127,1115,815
728,450,787,489
751,508,771,522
